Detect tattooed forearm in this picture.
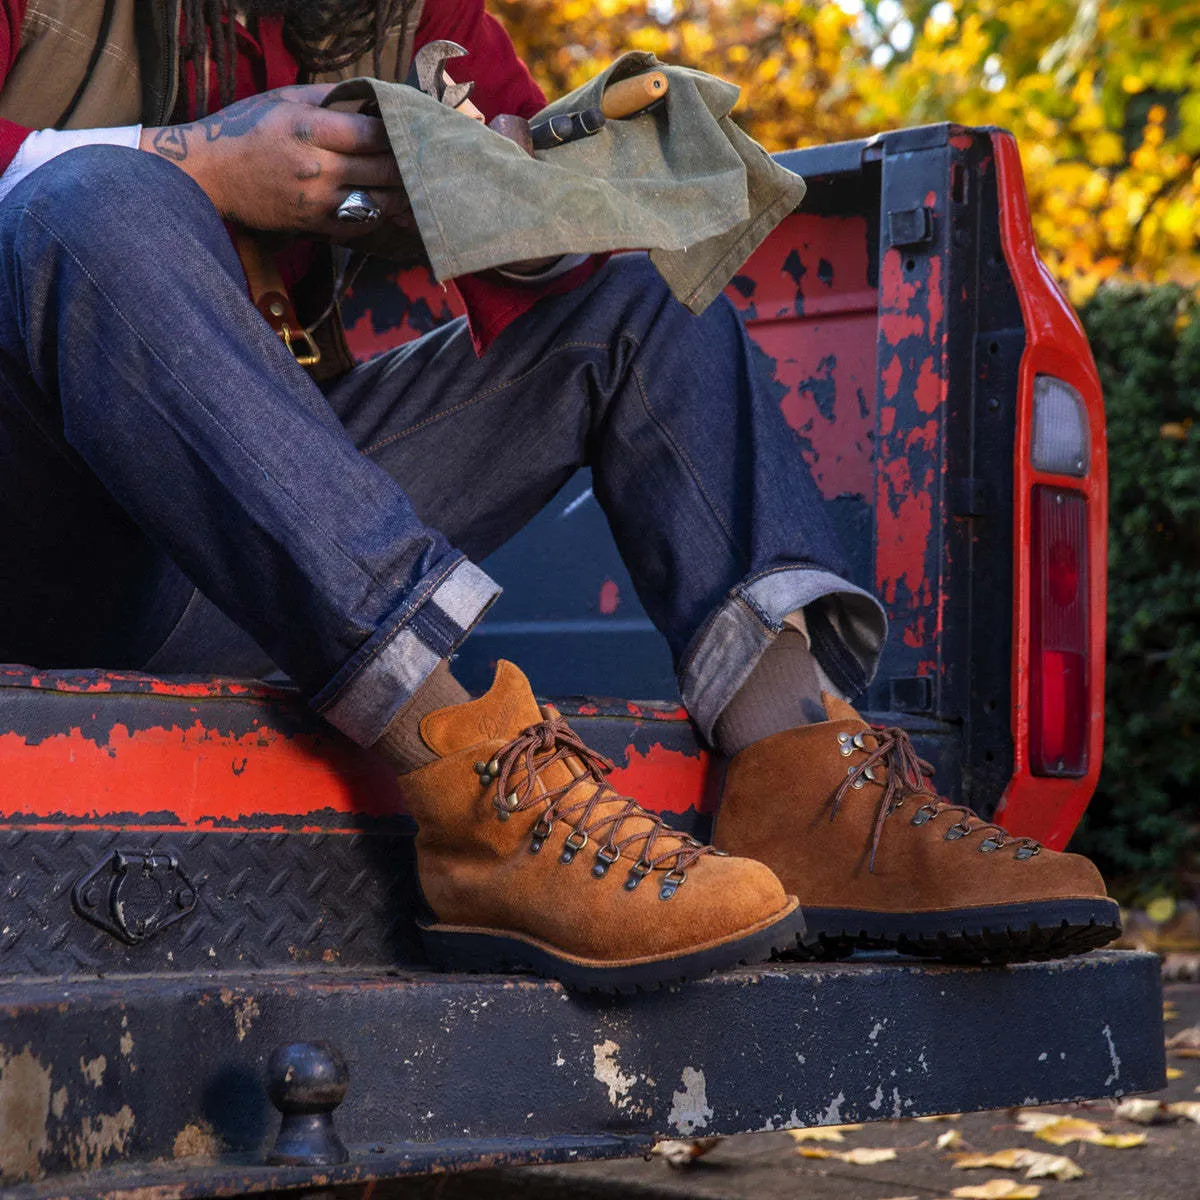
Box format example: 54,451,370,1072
151,126,189,161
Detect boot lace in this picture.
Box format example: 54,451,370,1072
481,711,714,899
832,725,1040,873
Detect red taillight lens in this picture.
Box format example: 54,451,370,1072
1030,486,1089,776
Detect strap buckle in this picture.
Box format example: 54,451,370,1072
278,321,322,368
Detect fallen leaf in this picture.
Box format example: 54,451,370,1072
1166,1026,1200,1051
795,1146,897,1165
1168,1101,1200,1124
1114,1098,1176,1124
916,1112,962,1122
951,1182,1042,1199
838,1147,899,1165
651,1137,721,1166
788,1127,847,1143
1174,1048,1200,1059
1167,1067,1185,1080
1089,1132,1147,1148
1020,1152,1085,1181
951,1150,1029,1171
1013,1111,1064,1132
938,1129,964,1150
951,1149,1084,1181
1030,1116,1105,1146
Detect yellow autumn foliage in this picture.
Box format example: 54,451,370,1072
495,0,1200,306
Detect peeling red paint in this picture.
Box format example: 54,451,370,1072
0,724,401,825
882,357,903,401
875,460,935,609
607,743,712,816
598,580,620,615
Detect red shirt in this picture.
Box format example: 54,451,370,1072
0,1,597,351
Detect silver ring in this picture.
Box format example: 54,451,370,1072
335,190,382,225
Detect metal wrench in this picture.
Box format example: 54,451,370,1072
414,39,476,110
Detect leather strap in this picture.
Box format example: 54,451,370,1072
234,230,322,368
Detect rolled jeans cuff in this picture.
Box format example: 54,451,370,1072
679,566,889,746
312,557,501,746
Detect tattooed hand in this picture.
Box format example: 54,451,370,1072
139,84,408,240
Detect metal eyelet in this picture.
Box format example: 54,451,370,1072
712,848,731,856
853,732,869,750
838,732,854,757
1015,844,1040,861
848,766,866,791
592,844,621,878
911,804,936,826
863,765,877,783
493,792,519,821
660,868,687,900
561,829,588,864
944,822,971,841
624,859,652,891
474,760,493,785
529,818,553,854
979,835,1005,854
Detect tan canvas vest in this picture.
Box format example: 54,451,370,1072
0,0,426,131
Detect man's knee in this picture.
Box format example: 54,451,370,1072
8,146,222,255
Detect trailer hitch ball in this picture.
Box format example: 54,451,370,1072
266,1041,351,1166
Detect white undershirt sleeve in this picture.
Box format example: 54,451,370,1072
0,125,143,203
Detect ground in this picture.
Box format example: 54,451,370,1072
377,978,1200,1200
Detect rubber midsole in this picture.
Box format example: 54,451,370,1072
419,897,803,969
800,897,1121,941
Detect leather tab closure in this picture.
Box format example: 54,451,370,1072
235,231,322,368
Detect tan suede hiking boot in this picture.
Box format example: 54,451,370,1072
713,695,1120,964
396,661,804,992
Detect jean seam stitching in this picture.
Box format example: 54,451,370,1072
20,206,393,592
361,340,613,456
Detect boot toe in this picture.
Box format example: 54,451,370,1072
681,853,794,942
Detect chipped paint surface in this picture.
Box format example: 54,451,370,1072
173,1120,224,1159
219,989,260,1042
0,1046,52,1182
668,1067,713,1135
79,1055,106,1088
592,1040,637,1109
70,1106,135,1171
1103,1024,1122,1089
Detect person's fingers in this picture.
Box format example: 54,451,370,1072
337,153,403,190
276,82,339,106
294,108,390,155
315,190,414,241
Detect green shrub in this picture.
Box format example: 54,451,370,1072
1071,285,1200,900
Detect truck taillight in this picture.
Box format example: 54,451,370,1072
1031,375,1089,476
1029,486,1089,776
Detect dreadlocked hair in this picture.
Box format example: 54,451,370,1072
181,0,420,116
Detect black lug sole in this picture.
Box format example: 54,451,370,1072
418,902,806,994
785,898,1122,965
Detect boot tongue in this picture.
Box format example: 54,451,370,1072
420,660,544,757
822,691,868,726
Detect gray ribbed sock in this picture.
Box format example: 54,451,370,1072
373,660,470,772
712,629,828,757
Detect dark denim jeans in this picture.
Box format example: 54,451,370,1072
0,146,885,745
